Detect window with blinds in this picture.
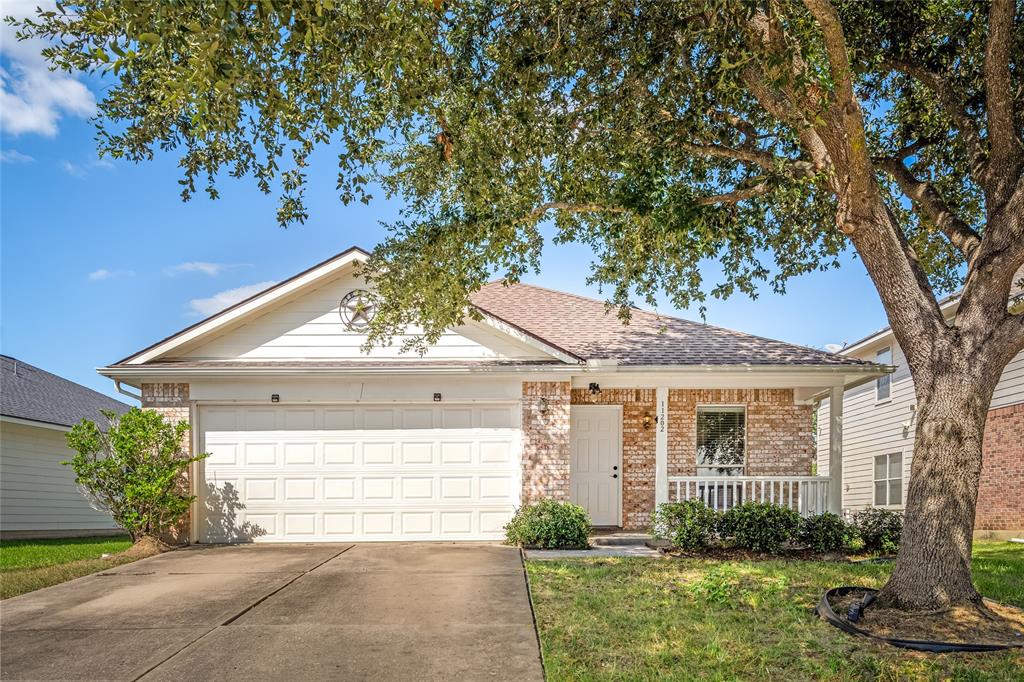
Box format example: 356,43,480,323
696,406,746,476
874,452,903,506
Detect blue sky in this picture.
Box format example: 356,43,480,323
1,11,891,402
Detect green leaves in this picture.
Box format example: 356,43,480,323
9,0,1005,348
64,408,209,541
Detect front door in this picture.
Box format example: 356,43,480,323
569,406,622,526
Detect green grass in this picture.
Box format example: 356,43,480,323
526,540,1024,681
0,535,133,599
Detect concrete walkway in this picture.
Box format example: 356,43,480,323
0,543,543,681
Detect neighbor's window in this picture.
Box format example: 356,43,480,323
873,452,903,506
696,406,745,477
876,346,892,401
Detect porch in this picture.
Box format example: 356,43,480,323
667,475,832,516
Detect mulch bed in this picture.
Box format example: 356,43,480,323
828,588,1024,647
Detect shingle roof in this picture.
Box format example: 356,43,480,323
470,283,870,367
2,356,131,428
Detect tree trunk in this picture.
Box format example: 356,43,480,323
876,355,997,610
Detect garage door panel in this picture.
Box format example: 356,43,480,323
199,405,520,542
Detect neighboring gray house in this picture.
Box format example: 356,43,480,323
1,356,131,538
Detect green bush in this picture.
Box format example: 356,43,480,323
504,499,591,549
797,512,851,552
651,500,719,550
719,502,801,553
65,408,208,542
852,508,902,553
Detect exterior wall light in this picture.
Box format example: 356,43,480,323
538,397,549,414
588,382,601,396
642,412,653,429
271,394,280,403
433,392,442,402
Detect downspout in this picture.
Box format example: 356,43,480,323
114,380,142,402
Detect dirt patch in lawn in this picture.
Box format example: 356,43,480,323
829,589,1024,647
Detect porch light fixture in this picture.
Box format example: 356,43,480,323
588,382,601,396
270,394,280,403
642,412,653,429
538,397,549,414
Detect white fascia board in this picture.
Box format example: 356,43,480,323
123,248,369,365
0,415,73,432
471,310,583,365
571,364,893,391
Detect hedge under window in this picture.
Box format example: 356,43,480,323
696,406,746,476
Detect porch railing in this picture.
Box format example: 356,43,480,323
667,476,830,517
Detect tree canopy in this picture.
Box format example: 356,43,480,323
15,1,1020,351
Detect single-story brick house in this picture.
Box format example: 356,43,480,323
100,247,885,543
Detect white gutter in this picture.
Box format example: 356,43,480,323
114,380,142,401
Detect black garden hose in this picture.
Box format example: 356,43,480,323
816,586,1024,653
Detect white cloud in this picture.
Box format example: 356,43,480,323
88,268,134,281
0,149,33,163
1,1,96,137
188,281,277,317
164,261,247,277
59,157,115,177
824,343,846,354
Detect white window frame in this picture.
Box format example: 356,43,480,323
875,346,892,403
873,451,904,508
695,405,747,477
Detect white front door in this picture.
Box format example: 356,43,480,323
569,406,622,526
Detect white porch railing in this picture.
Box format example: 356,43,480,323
667,476,830,517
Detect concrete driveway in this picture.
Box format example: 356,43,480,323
0,543,544,681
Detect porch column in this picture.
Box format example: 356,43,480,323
655,386,669,505
828,384,844,515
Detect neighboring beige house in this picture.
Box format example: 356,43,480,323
816,290,1024,535
100,247,885,543
0,356,129,538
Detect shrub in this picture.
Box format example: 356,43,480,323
853,508,902,553
651,500,719,550
504,499,591,549
797,512,851,552
719,502,801,553
65,408,208,542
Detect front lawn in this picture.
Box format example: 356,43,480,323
526,540,1024,681
0,535,133,599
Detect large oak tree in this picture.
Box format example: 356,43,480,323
15,1,1022,611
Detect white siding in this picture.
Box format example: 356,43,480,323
178,271,551,362
0,421,117,532
817,343,1024,512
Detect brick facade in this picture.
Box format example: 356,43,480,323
140,383,192,544
521,381,572,503
975,403,1024,531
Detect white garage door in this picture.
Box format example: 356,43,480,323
197,404,521,542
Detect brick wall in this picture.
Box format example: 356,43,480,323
521,381,572,503
571,388,656,529
140,383,192,544
667,389,814,477
976,403,1024,531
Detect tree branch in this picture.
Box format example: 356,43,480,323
694,181,770,206
674,140,818,177
882,59,988,184
875,156,981,261
985,0,1020,185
